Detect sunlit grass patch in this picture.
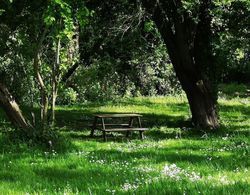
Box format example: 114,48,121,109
0,95,249,194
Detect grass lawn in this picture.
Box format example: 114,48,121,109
0,95,249,194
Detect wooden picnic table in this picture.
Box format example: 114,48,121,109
90,113,148,141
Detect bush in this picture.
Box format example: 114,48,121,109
57,87,78,105
4,126,71,152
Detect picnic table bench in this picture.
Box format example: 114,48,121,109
90,114,148,141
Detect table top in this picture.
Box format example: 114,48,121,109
94,113,142,118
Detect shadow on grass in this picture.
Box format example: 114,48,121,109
114,97,188,108
54,99,249,135
0,96,249,145
220,104,250,116
52,103,189,130
0,171,17,182
0,144,247,194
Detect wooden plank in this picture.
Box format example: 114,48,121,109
103,128,148,132
94,113,142,118
94,123,130,127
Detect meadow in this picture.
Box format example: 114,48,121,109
0,91,249,194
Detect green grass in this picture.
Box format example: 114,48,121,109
0,95,249,194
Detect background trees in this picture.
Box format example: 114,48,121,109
0,0,249,130
69,0,180,102
0,0,89,127
213,0,250,83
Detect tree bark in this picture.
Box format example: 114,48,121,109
186,86,219,128
51,38,61,125
0,82,31,129
33,29,48,125
142,0,219,129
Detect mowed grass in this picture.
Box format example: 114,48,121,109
0,95,249,194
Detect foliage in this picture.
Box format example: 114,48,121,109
1,0,248,106
57,87,78,105
70,1,181,102
213,0,250,83
74,42,181,102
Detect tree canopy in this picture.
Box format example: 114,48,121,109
0,0,249,130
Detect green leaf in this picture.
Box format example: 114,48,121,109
44,16,56,26
0,9,5,16
144,21,155,32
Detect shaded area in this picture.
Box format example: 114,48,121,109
1,97,249,138
218,83,250,99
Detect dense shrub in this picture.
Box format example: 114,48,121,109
57,87,78,105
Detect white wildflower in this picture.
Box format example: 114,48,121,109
121,182,139,191
219,176,230,185
162,164,202,182
189,171,201,182
162,164,182,180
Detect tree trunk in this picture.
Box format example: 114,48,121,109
40,89,49,125
51,38,61,125
33,28,49,126
166,48,219,128
186,88,219,128
34,52,48,125
142,0,219,129
176,69,219,128
0,82,31,129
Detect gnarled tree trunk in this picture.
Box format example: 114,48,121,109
0,82,31,129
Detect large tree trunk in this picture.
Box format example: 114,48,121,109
142,0,219,129
175,68,219,128
167,49,219,128
186,87,219,128
0,82,31,129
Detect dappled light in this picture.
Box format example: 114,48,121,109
0,95,249,194
0,0,249,194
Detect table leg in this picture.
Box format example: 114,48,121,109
137,117,142,127
139,131,144,139
90,117,97,137
129,117,134,127
101,118,105,129
137,117,143,139
103,130,107,142
126,117,134,137
101,118,107,141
